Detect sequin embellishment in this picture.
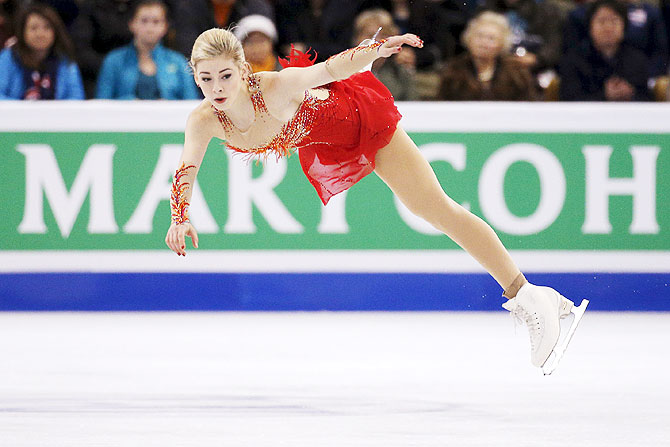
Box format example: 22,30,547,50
214,88,331,163
247,74,267,114
213,74,267,135
326,39,386,63
171,162,195,225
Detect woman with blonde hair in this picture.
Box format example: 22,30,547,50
438,11,536,101
164,27,588,374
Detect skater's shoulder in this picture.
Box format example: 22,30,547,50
188,100,219,126
185,100,224,139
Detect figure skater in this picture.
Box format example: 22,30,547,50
164,27,588,374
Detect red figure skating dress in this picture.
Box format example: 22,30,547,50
214,48,402,205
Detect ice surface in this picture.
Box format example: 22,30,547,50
1,312,668,446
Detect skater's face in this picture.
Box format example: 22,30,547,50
24,13,55,53
195,56,248,110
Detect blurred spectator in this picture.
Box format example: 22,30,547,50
0,0,17,47
275,0,386,62
481,0,563,75
380,0,473,99
284,0,467,98
233,14,281,72
70,0,138,98
0,3,84,99
2,0,80,48
96,0,198,99
172,0,273,58
388,0,469,70
389,0,410,31
563,0,668,78
558,0,651,101
438,11,536,100
353,8,418,100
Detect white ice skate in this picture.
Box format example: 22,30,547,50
502,283,589,375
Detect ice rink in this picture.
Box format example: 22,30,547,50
1,311,668,446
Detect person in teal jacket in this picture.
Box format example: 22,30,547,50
0,3,84,100
96,0,198,100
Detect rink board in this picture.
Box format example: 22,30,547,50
1,102,668,310
0,272,667,311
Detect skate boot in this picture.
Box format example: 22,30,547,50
502,283,589,375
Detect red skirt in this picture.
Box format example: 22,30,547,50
297,71,402,205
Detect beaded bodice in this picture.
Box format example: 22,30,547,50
213,74,332,162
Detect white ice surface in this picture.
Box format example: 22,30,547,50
1,312,668,447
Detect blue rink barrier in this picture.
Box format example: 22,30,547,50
0,273,668,311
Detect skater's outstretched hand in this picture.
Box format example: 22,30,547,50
165,222,199,256
377,34,423,59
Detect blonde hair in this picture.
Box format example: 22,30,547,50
461,11,512,53
190,28,245,70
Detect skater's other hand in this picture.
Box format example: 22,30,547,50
165,222,199,256
377,34,423,59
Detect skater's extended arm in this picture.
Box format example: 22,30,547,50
275,34,424,95
165,107,216,256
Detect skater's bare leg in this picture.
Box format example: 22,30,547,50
375,127,587,372
374,127,524,293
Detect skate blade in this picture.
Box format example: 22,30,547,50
542,299,589,376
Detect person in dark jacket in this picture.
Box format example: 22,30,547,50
172,0,273,58
559,0,651,101
438,11,536,101
388,0,470,70
70,0,138,97
274,0,379,63
563,0,668,78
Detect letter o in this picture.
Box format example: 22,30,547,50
479,144,565,235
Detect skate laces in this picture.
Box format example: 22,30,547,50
507,301,541,352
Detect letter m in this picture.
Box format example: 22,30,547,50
18,144,118,238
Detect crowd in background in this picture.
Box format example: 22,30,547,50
1,0,669,101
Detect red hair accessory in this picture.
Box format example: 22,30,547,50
278,45,318,68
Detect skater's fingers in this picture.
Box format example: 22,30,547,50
171,234,182,256
379,35,423,58
165,225,187,256
177,227,187,256
390,34,423,48
165,228,178,254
